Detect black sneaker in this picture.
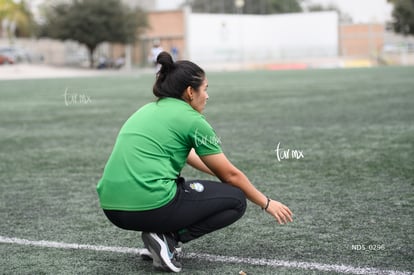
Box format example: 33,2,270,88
140,234,182,261
139,247,153,261
141,232,182,272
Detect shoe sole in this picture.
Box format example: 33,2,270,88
144,233,182,273
139,249,152,261
140,247,182,261
141,233,162,267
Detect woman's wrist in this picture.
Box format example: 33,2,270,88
261,196,271,211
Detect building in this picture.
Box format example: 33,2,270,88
4,2,412,69
110,9,340,69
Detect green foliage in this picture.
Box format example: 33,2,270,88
388,0,414,35
0,0,36,38
39,0,147,67
306,3,352,23
268,0,302,14
190,0,303,14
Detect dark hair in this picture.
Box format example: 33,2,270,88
153,51,205,99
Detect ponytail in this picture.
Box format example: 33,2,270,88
153,51,205,100
157,51,175,75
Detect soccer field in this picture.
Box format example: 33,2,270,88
0,66,413,274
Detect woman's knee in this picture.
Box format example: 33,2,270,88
232,187,247,217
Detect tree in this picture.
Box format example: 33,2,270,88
306,3,352,23
189,0,303,14
268,0,302,14
39,0,148,68
388,0,414,36
0,0,36,40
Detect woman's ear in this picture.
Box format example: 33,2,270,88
184,86,194,101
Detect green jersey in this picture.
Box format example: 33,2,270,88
96,97,222,211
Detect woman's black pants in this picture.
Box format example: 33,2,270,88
103,178,247,243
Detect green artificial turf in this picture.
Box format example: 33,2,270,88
0,66,413,274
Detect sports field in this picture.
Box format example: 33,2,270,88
0,66,413,274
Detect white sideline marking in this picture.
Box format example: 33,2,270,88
0,236,411,275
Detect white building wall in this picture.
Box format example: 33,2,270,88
187,11,339,65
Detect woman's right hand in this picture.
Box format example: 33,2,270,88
265,200,293,225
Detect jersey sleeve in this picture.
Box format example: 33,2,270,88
189,116,222,156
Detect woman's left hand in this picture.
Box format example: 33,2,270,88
265,200,293,225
